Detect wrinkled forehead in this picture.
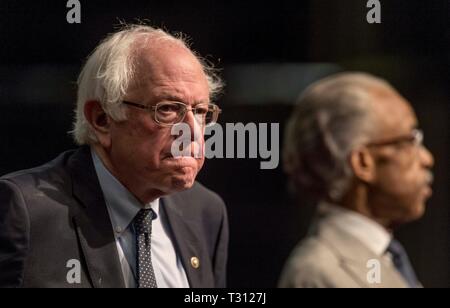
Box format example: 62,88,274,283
125,39,209,103
369,86,418,136
132,39,206,83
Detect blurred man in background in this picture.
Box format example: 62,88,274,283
279,72,434,288
0,24,228,288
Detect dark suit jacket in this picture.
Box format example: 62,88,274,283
0,146,228,288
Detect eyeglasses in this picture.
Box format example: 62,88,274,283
122,101,222,127
367,129,424,148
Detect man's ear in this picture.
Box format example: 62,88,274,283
83,100,112,148
349,147,376,183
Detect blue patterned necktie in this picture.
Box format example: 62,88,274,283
134,209,157,288
386,239,419,288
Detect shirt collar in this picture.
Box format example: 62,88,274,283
319,202,392,256
91,147,159,236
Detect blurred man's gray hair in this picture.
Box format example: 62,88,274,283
283,72,395,201
72,24,223,145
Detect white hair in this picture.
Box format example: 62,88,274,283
283,72,395,201
71,24,223,145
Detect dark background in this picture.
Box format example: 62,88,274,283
0,0,449,287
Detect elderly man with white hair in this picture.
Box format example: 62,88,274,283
278,72,434,288
0,24,228,288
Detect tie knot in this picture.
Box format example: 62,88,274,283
386,238,419,287
386,239,406,259
134,209,155,234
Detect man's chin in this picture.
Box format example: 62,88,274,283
403,202,426,223
157,159,201,193
160,167,198,192
169,175,196,192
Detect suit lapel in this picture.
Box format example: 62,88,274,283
318,214,409,288
68,146,125,288
162,194,207,288
340,257,408,288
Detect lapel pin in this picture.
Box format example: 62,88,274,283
190,257,200,269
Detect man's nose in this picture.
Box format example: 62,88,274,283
419,145,434,168
183,109,203,141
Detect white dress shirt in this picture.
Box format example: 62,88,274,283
91,148,189,288
319,203,392,256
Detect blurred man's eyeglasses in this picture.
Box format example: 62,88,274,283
122,101,222,127
367,129,423,148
